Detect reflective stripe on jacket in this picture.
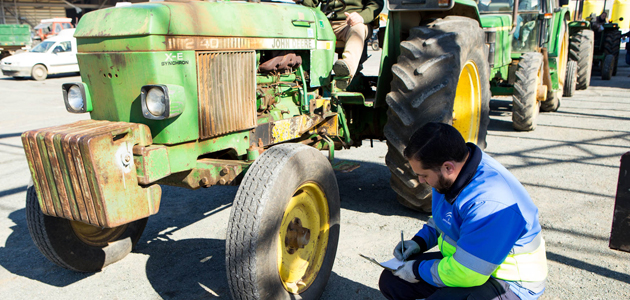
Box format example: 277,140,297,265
414,144,547,300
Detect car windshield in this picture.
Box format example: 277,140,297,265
31,41,55,53
34,22,53,30
478,0,540,13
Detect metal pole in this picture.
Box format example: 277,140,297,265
1,0,6,24
13,0,17,23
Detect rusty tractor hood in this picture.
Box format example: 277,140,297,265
75,1,333,46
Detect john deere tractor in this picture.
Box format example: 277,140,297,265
21,0,494,298
478,0,572,131
566,0,620,83
589,15,622,80
565,0,595,89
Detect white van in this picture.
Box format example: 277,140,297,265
0,29,79,81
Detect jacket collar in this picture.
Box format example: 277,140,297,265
444,143,482,204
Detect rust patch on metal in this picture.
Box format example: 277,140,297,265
165,36,315,51
158,158,250,189
21,120,160,228
197,51,257,139
285,218,310,255
110,53,127,69
258,51,303,73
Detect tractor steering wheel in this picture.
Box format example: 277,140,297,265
321,0,347,19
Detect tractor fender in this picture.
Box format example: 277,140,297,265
549,7,571,57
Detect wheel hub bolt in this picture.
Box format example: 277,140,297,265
285,218,310,254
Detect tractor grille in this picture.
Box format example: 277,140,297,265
197,51,257,139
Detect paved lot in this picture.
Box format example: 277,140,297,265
0,50,629,299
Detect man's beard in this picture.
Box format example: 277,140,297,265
434,172,454,194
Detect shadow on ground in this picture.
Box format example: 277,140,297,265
0,157,418,297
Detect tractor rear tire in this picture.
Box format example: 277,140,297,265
26,184,148,272
563,60,577,97
604,29,621,76
226,144,340,300
602,54,614,80
512,53,544,131
569,29,594,90
383,16,490,212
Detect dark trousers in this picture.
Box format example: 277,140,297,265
378,252,521,300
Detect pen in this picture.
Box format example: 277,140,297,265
401,230,405,261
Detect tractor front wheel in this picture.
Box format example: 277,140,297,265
226,144,340,300
604,29,621,76
563,60,577,97
512,53,544,131
383,16,490,212
26,185,148,272
602,54,614,80
569,29,594,90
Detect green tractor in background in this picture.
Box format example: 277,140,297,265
588,9,622,80
565,0,595,90
20,0,497,299
566,0,621,82
478,0,573,131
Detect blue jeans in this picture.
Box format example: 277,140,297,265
378,252,522,300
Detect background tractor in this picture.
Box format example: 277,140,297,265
566,0,595,91
569,0,623,80
478,0,573,131
588,15,622,80
20,0,494,299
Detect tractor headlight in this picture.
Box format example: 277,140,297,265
146,88,166,116
62,83,92,113
140,84,185,120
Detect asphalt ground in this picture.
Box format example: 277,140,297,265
0,49,629,299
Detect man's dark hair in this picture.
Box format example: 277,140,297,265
403,122,468,170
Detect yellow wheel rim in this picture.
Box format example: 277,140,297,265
452,60,482,143
557,23,569,87
277,182,330,294
70,221,127,247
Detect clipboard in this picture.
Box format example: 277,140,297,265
359,254,404,271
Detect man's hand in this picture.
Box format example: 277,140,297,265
393,260,420,283
393,240,421,260
344,12,364,26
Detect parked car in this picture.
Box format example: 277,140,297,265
33,18,74,41
0,29,78,81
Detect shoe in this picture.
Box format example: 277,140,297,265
333,60,351,77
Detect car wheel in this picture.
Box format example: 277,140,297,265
31,64,48,81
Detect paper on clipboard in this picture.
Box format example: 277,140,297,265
359,254,405,271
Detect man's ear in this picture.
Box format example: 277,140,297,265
442,161,456,174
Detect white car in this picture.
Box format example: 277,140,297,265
0,29,79,81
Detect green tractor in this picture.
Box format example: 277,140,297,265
566,0,620,82
478,0,572,131
565,0,595,89
587,13,622,80
21,0,494,298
